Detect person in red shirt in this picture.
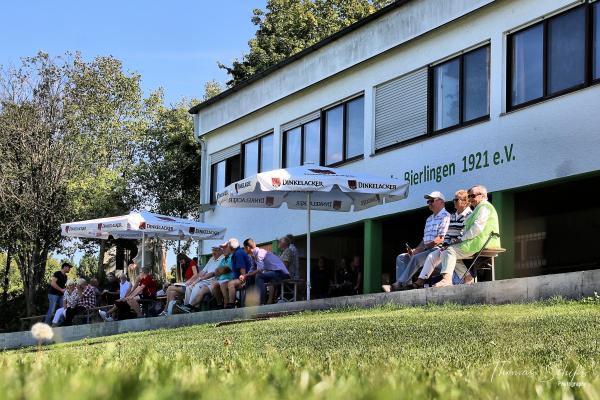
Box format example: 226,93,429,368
158,254,198,314
123,267,157,317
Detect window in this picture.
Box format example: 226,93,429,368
345,97,364,159
510,24,544,106
431,45,490,132
547,7,586,94
283,119,321,168
324,95,364,166
242,133,273,178
508,4,599,110
210,155,241,204
282,95,363,168
325,106,344,165
284,126,302,167
303,119,320,165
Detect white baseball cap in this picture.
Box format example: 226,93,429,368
424,191,445,201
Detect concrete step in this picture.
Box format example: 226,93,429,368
2,268,598,350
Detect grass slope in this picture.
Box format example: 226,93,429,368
1,300,599,399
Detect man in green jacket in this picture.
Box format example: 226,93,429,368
434,185,501,287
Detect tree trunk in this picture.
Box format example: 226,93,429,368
2,246,11,306
98,240,106,275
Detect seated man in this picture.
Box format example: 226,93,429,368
63,278,96,326
100,272,120,305
224,238,252,309
174,245,224,314
209,243,234,308
240,238,290,305
387,191,450,291
279,234,300,280
99,273,131,322
411,189,472,288
434,185,501,288
110,267,157,319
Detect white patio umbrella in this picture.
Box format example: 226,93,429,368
216,165,409,300
61,210,226,270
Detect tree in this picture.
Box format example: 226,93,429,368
0,53,144,315
134,91,201,220
203,79,224,100
219,0,395,86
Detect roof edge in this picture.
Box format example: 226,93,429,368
188,0,413,114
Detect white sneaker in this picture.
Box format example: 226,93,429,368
382,285,391,293
99,310,112,322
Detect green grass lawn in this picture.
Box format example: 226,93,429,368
1,299,599,399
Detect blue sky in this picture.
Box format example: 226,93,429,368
0,0,266,104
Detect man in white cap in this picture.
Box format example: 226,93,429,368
387,191,450,291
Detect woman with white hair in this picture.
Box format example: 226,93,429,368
51,280,79,326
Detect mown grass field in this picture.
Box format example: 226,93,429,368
1,299,599,399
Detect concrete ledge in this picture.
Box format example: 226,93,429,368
2,269,599,350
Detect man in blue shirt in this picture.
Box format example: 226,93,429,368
224,238,252,309
240,238,290,305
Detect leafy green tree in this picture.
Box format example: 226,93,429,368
134,91,201,219
219,0,394,86
0,52,144,315
77,254,99,279
203,79,224,100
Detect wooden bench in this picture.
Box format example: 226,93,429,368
267,279,305,303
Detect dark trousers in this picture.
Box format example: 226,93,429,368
64,306,86,326
101,292,119,305
255,271,290,304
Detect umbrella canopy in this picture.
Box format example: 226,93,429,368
61,211,227,271
216,165,409,300
61,210,226,241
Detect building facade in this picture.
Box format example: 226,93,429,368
191,0,600,293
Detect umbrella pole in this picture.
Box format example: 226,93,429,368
307,192,311,301
142,234,145,270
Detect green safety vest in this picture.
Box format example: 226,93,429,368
459,200,501,253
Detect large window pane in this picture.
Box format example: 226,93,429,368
212,161,226,202
345,97,364,159
433,58,460,130
325,105,343,165
593,2,600,80
260,134,273,172
548,7,586,95
303,119,320,165
511,24,544,106
463,46,489,122
285,127,301,167
243,140,258,178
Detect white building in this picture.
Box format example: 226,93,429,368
190,0,600,293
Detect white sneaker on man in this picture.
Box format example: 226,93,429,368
99,310,113,322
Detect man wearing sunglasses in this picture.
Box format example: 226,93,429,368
388,191,450,291
411,190,472,288
434,185,501,287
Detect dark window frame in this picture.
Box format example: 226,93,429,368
322,95,365,167
428,44,491,135
210,154,241,204
507,3,598,112
241,132,273,178
282,118,320,168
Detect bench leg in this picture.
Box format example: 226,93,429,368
293,283,297,302
491,258,496,281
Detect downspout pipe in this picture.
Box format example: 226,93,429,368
193,113,209,258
